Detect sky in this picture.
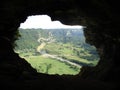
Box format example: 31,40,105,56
20,15,83,29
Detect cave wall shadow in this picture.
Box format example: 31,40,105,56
0,0,120,89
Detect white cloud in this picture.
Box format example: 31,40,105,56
20,15,83,29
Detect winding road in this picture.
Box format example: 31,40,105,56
42,54,81,68
37,36,81,68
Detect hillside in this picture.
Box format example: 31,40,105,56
15,28,99,75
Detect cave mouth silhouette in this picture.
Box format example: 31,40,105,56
0,1,119,89
14,15,100,75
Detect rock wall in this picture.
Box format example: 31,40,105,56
0,0,120,89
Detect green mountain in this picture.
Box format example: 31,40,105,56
15,28,85,49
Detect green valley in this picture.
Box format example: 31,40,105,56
15,28,99,75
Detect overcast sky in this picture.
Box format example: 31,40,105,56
20,15,83,29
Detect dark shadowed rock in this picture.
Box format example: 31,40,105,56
0,0,120,89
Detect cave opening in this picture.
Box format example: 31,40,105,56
0,0,119,89
14,15,100,75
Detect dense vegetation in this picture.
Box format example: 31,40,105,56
15,28,99,75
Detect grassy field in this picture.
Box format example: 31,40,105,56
21,55,80,75
15,42,99,75
44,43,98,66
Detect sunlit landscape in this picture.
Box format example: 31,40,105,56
15,15,99,75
